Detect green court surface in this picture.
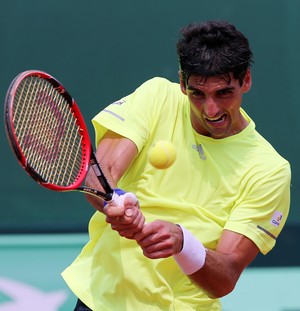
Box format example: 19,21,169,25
0,234,299,311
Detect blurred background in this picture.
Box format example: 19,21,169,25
0,0,299,310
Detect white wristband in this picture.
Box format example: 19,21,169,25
174,225,207,275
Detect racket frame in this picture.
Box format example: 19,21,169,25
4,70,113,201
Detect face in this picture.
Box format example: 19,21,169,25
180,71,252,139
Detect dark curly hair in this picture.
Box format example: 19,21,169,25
176,20,253,86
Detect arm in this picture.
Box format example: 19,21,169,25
189,229,259,298
85,130,138,212
134,221,259,298
85,130,145,235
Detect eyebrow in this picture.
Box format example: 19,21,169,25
186,84,235,92
186,84,199,91
216,86,235,92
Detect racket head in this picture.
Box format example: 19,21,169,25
4,70,91,192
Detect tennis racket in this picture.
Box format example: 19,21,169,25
4,70,130,206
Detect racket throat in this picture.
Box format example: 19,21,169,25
90,151,114,195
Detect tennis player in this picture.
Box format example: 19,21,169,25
62,20,291,311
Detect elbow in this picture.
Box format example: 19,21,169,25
202,275,238,299
212,282,236,298
206,284,235,299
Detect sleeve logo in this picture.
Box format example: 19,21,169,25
270,210,283,227
112,99,126,105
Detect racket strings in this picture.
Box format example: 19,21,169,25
55,102,83,185
13,76,84,186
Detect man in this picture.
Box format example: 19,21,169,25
62,20,291,310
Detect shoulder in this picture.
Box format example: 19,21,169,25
244,130,291,187
241,109,290,171
131,77,186,111
253,131,289,167
136,77,180,93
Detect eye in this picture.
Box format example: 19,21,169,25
217,89,233,97
191,90,205,98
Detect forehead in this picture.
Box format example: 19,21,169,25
187,74,237,90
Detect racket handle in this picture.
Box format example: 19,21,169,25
105,191,138,217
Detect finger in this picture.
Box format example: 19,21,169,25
125,208,133,217
110,209,145,229
105,193,126,217
143,248,174,259
105,205,124,217
123,192,139,217
123,192,138,205
134,222,155,243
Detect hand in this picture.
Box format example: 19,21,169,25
104,191,136,217
105,193,145,239
133,220,183,259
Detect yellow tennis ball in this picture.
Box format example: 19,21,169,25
148,140,176,169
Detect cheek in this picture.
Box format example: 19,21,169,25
188,96,204,111
222,95,242,111
190,103,204,119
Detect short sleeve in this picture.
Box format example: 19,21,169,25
224,162,291,254
91,77,171,151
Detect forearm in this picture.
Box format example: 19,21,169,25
174,226,259,298
173,227,237,298
133,221,258,298
187,249,239,298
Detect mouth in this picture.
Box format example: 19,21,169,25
205,115,226,125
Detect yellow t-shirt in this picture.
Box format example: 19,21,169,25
62,77,291,311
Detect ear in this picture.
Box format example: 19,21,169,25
242,69,252,93
179,71,187,95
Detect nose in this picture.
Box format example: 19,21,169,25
204,97,219,118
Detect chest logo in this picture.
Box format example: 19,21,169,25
192,144,206,160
